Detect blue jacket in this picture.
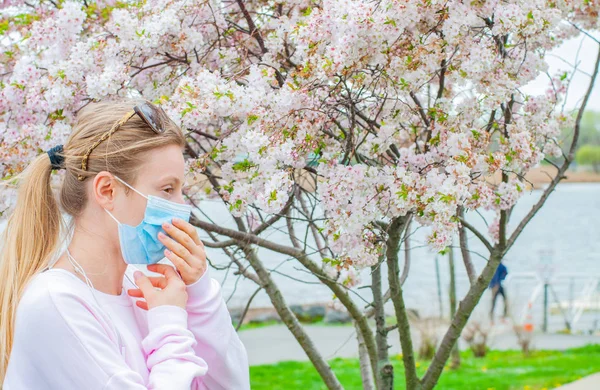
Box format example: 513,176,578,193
489,263,507,288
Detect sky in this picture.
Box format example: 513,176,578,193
523,32,600,112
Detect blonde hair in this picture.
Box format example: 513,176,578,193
0,99,186,379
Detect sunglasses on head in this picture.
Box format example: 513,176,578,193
134,102,168,135
78,101,173,181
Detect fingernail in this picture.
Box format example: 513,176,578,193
133,271,143,280
173,217,182,223
163,222,171,229
164,249,171,256
158,232,165,239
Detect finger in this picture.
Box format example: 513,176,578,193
127,289,144,298
146,276,167,289
171,217,202,246
133,271,156,296
146,263,180,282
164,248,193,275
161,222,197,256
158,230,192,260
136,300,149,311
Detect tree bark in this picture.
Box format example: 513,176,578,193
448,243,460,369
372,263,394,390
355,320,376,390
458,208,476,285
385,217,421,389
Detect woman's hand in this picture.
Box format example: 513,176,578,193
127,264,188,310
157,217,207,285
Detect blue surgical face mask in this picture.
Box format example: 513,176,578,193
105,176,192,265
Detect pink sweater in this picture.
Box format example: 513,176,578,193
3,266,250,389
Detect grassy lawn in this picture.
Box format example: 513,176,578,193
238,319,354,332
250,345,600,389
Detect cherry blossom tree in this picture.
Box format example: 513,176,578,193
2,1,600,389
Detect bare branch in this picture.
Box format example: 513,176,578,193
235,0,267,54
459,218,493,253
234,286,262,331
507,42,600,251
458,208,477,285
400,218,412,286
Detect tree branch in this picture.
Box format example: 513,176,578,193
192,208,380,384
421,249,503,389
235,0,267,54
507,43,600,251
400,218,412,286
240,245,343,389
459,218,493,253
458,208,477,285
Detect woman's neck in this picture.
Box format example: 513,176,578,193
52,212,127,296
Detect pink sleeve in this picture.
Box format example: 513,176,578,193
4,279,207,390
141,305,209,389
184,268,250,390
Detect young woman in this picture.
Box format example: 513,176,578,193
0,100,250,389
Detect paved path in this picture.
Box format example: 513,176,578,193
239,324,600,366
557,373,600,390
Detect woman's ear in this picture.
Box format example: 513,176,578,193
92,171,118,211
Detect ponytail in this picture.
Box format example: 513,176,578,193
0,152,63,380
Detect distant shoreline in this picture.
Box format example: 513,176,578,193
489,166,600,189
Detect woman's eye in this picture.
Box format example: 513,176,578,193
163,188,174,194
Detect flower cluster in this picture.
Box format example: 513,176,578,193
1,0,597,272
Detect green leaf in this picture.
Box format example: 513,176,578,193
10,82,24,90
268,190,277,204
456,154,469,163
384,18,397,27
232,159,255,172
396,184,409,200
439,193,455,203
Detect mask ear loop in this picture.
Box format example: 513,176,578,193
104,208,122,225
66,249,126,356
113,175,148,200
104,175,147,225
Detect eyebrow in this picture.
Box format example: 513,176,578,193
159,175,182,186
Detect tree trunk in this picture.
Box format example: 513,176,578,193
372,264,394,390
355,320,376,390
386,217,421,389
448,243,460,370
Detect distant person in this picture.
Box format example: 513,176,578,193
490,261,508,322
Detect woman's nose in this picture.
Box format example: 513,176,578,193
175,193,186,205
